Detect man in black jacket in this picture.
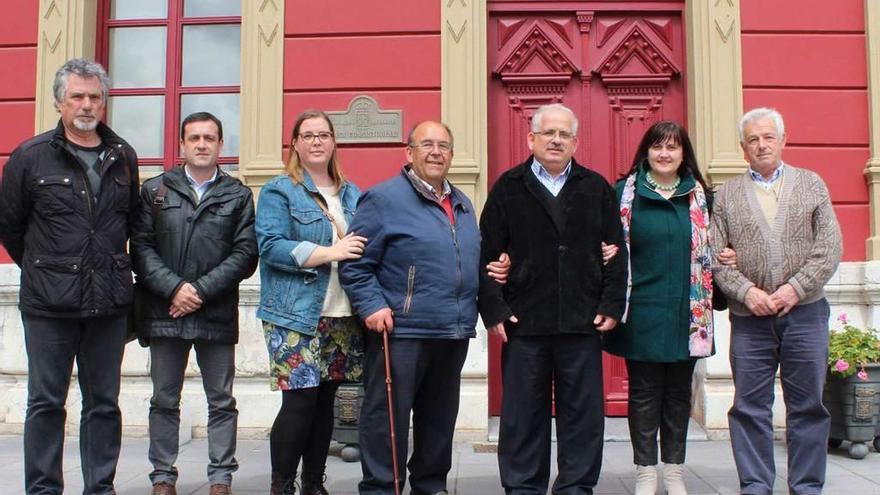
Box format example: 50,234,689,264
130,112,258,495
0,58,139,495
479,103,628,494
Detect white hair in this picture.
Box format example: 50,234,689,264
738,107,785,142
531,103,579,135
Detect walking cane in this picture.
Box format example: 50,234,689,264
382,329,402,495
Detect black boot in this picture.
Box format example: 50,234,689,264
300,470,329,495
270,472,297,495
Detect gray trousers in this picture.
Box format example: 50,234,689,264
728,298,830,495
148,338,238,486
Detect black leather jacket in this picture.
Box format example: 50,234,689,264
131,166,258,344
0,120,139,318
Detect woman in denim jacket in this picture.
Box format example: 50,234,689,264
256,109,366,495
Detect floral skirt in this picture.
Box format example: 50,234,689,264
262,316,364,391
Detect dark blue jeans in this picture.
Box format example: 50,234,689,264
728,299,830,495
22,313,127,495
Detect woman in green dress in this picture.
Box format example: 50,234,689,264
605,121,732,495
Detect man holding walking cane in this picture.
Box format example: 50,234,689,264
341,121,508,495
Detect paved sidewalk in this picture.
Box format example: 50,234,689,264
1,428,878,494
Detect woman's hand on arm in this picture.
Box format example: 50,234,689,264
300,233,367,268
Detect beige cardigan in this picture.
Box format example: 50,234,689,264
710,164,842,316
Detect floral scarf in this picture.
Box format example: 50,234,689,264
618,171,714,357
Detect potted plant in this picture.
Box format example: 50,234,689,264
823,313,880,459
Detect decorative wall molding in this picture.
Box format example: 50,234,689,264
495,25,578,84
576,11,594,34
685,0,744,186
442,0,488,211
645,18,673,48
596,17,626,48
35,0,98,134
238,0,286,193
592,22,678,174
593,25,679,78
864,0,880,259
498,18,527,47
506,83,567,96
544,17,575,48
712,0,737,44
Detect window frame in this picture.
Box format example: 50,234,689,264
96,0,241,170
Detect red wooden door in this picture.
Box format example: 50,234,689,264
486,2,687,417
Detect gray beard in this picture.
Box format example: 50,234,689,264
73,117,98,131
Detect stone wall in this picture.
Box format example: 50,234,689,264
0,262,864,439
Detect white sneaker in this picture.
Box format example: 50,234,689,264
635,464,658,495
663,463,687,495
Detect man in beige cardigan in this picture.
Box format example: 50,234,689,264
711,107,842,495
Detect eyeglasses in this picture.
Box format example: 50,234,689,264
410,140,452,153
535,129,574,141
299,132,334,143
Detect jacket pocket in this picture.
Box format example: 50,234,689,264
110,253,135,306
33,175,76,215
26,255,83,311
402,265,416,314
203,199,240,241
290,207,327,244
156,196,184,232
112,173,131,212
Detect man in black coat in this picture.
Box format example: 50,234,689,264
131,112,258,495
479,103,628,494
0,58,139,495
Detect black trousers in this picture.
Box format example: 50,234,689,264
358,335,469,495
625,359,696,466
498,334,604,495
22,313,127,495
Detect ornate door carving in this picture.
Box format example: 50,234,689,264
487,3,687,417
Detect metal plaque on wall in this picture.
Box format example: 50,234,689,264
327,95,403,144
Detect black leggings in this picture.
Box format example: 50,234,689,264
270,381,341,476
625,359,696,465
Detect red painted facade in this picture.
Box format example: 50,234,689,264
282,0,441,189
0,1,38,263
741,0,869,261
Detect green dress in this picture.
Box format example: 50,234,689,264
604,169,696,363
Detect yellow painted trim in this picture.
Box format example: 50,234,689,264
865,0,880,259
35,0,98,134
441,0,488,211
239,0,286,194
685,0,745,187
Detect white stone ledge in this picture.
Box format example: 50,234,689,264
0,261,872,436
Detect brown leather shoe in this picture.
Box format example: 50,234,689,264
209,484,232,495
151,482,177,495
